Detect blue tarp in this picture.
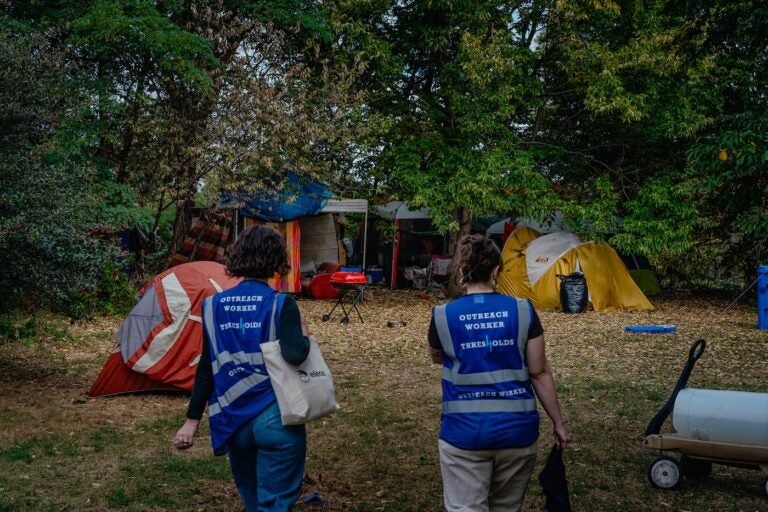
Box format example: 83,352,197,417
219,172,334,222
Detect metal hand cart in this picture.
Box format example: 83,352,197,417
644,338,768,496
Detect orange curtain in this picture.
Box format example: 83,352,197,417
243,218,301,293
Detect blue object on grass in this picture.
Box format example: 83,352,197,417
624,325,677,334
303,492,329,507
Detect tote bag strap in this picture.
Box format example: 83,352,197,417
268,293,287,342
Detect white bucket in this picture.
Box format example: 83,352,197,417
673,388,768,446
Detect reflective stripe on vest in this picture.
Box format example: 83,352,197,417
434,297,535,415
434,298,531,386
211,350,265,375
208,372,269,416
442,398,538,414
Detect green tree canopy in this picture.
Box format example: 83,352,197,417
332,0,766,279
0,30,121,317
3,0,766,318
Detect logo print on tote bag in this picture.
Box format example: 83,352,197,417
296,369,328,383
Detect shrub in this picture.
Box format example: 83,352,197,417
0,156,123,319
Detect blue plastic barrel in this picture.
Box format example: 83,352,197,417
758,265,768,330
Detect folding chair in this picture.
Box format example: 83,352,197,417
427,255,452,284
404,255,452,298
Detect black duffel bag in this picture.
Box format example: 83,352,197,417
557,272,588,313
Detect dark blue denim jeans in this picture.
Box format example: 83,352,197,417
228,401,307,511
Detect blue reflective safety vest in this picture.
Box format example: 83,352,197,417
202,280,285,455
433,293,540,450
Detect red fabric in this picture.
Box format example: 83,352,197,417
88,352,184,397
501,222,516,242
309,273,341,299
124,262,241,389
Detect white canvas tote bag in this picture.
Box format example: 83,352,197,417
261,296,339,425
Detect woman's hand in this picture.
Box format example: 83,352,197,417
173,418,199,451
553,422,572,448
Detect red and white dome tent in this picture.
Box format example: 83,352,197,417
88,261,242,397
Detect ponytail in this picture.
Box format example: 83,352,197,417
451,234,502,288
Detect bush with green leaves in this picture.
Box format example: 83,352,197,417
0,156,124,318
0,313,37,345
0,27,140,319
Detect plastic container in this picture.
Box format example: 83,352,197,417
672,388,768,446
367,268,384,284
758,265,768,330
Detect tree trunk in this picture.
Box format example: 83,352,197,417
168,196,194,264
446,207,472,255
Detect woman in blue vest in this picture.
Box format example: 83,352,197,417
428,234,571,512
173,225,311,512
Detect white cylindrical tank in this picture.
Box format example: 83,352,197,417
673,388,768,446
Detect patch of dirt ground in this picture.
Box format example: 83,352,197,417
1,288,767,511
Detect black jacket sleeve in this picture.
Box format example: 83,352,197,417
186,328,213,420
276,295,310,366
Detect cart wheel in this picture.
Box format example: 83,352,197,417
648,456,682,490
340,316,349,324
322,314,330,322
680,455,712,481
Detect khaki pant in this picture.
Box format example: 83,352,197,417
439,438,538,512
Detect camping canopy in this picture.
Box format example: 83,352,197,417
497,229,653,312
173,175,369,293
375,200,431,220
374,201,444,287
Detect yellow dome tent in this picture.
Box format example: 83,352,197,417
496,226,541,299
497,229,653,312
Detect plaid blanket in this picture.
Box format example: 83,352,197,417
170,210,234,267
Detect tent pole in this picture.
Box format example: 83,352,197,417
362,210,368,271
391,219,400,288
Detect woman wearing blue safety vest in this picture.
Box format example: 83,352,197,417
173,225,311,512
428,234,571,512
